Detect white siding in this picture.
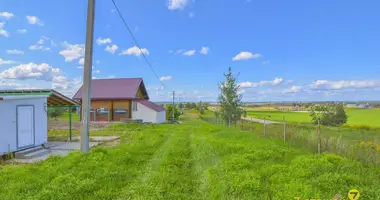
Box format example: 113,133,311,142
0,97,47,155
156,110,166,123
131,101,166,123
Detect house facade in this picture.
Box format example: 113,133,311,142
73,78,166,123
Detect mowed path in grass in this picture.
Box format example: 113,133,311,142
246,108,380,127
1,114,380,199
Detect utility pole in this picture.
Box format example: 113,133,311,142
172,91,175,123
80,0,95,153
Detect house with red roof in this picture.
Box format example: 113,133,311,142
73,78,166,123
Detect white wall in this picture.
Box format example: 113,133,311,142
0,97,47,155
156,110,166,123
131,101,166,123
132,101,157,123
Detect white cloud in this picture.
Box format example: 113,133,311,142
111,9,116,13
176,49,185,54
119,46,149,56
310,79,380,90
0,29,9,37
6,49,24,55
168,0,191,10
232,52,261,61
96,60,100,64
29,45,50,51
238,77,284,88
94,70,101,74
96,37,112,45
77,66,84,69
283,85,302,94
0,12,14,20
51,68,61,73
0,58,15,65
0,22,9,37
52,76,70,90
0,63,61,80
0,80,23,88
272,77,283,85
199,46,209,55
78,58,85,65
16,29,27,34
183,49,196,56
59,41,85,62
105,44,119,54
29,37,55,51
37,38,44,44
159,76,172,81
189,12,195,18
52,76,82,94
26,16,44,26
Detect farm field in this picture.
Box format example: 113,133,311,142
246,108,380,127
2,112,380,199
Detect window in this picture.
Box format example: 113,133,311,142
114,107,128,115
97,108,109,115
132,101,138,111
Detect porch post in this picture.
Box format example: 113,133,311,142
69,106,72,142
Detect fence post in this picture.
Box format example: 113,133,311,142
69,106,72,142
263,117,266,137
283,117,286,142
250,118,253,131
317,118,321,153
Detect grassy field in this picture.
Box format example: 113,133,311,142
48,112,80,121
246,108,380,127
1,111,380,199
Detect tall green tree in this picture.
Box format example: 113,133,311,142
218,67,243,126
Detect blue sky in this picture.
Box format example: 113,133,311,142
1,0,380,102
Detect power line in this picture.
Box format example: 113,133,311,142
110,0,165,87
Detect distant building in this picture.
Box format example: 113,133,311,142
346,103,370,109
73,78,166,123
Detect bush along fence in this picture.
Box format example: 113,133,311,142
201,115,380,165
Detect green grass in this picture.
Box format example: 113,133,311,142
1,112,380,199
48,112,80,121
345,108,380,127
246,110,312,123
246,108,380,127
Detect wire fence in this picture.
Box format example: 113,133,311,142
48,121,157,142
201,115,380,165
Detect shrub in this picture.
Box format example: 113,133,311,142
309,103,347,126
48,107,65,119
165,105,181,121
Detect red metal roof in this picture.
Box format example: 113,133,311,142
73,78,148,100
136,99,166,112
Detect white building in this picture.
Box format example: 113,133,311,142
0,90,79,156
132,99,166,123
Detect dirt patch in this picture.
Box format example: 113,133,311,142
48,120,111,130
